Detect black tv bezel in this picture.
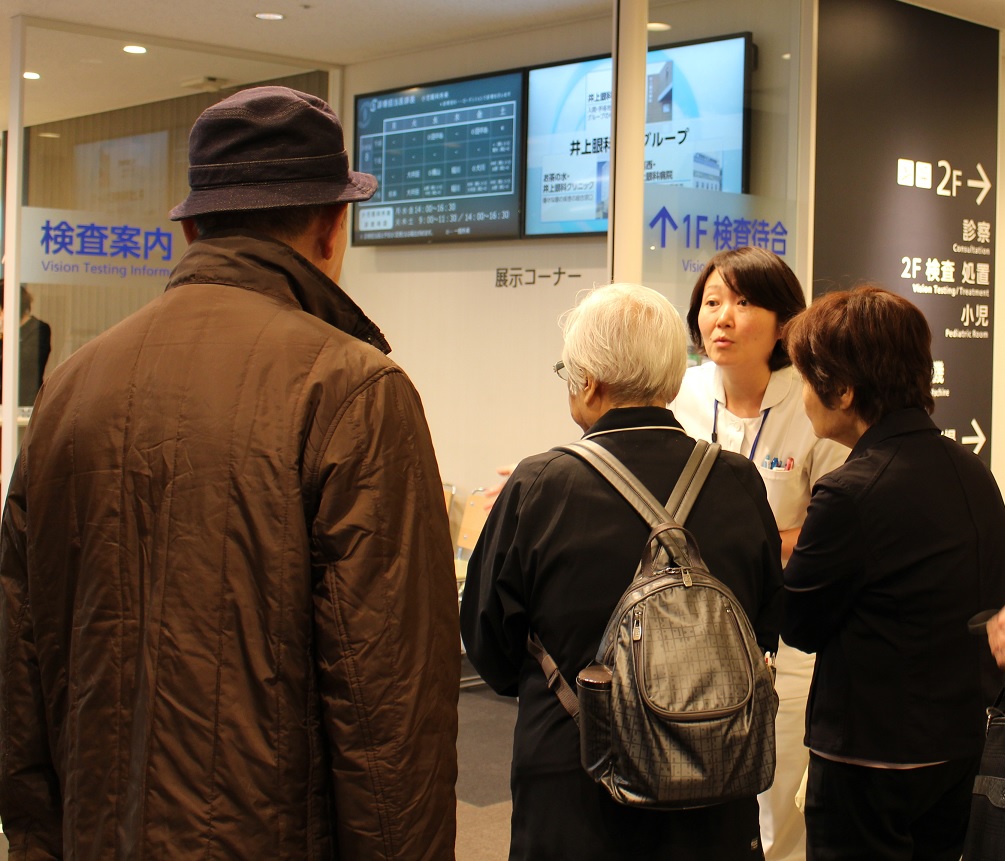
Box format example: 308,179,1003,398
351,66,528,248
522,31,755,241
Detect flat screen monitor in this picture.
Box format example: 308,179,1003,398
524,33,752,237
353,70,524,245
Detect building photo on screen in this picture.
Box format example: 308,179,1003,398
524,33,752,237
353,70,524,245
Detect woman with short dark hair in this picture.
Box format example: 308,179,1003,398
782,285,1005,861
785,285,935,426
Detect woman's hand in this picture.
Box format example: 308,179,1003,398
779,527,801,566
483,464,517,509
987,607,1005,670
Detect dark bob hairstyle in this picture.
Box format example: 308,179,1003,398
784,285,935,426
686,246,807,372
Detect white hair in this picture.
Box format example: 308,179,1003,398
560,282,688,405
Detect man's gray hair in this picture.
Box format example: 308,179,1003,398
560,283,688,405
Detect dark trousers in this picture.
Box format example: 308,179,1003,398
804,751,979,861
509,766,764,860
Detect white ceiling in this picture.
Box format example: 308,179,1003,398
0,0,613,128
0,0,1002,129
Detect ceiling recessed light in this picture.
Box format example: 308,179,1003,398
781,52,792,60
123,45,147,54
255,12,285,20
22,71,40,80
647,22,671,32
38,132,60,139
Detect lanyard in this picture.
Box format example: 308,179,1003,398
712,400,771,462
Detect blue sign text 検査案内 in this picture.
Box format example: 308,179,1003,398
40,220,173,262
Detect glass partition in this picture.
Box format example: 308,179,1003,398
18,26,325,378
4,21,325,461
641,0,804,315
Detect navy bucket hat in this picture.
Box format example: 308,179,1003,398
170,86,377,221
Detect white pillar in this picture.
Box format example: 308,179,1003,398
608,0,648,285
3,16,27,500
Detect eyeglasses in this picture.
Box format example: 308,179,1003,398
553,360,570,382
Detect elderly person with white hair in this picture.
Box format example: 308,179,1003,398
460,283,783,861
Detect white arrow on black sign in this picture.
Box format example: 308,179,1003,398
967,163,992,206
962,419,987,455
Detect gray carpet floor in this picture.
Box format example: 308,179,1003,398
457,672,517,860
457,681,517,808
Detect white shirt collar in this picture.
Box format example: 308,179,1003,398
711,364,797,413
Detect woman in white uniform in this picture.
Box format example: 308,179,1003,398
669,247,848,861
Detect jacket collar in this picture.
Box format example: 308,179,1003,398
166,230,391,354
584,406,685,437
849,408,939,459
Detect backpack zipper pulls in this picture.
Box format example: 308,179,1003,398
682,570,693,587
632,607,643,642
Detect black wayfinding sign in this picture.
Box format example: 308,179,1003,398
814,0,998,464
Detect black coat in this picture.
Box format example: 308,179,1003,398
784,408,1005,764
460,406,782,860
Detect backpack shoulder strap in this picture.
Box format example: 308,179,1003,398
558,437,720,527
526,633,580,724
668,439,720,523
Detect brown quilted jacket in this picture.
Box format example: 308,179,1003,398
0,233,459,860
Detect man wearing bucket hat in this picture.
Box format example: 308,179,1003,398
0,87,458,859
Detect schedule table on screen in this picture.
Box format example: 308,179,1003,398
358,102,518,205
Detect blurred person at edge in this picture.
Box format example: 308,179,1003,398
0,281,52,406
461,283,783,860
669,246,849,861
0,87,458,860
782,286,1005,861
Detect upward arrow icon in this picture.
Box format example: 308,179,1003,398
648,207,678,248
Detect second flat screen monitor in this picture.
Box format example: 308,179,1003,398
525,33,752,237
